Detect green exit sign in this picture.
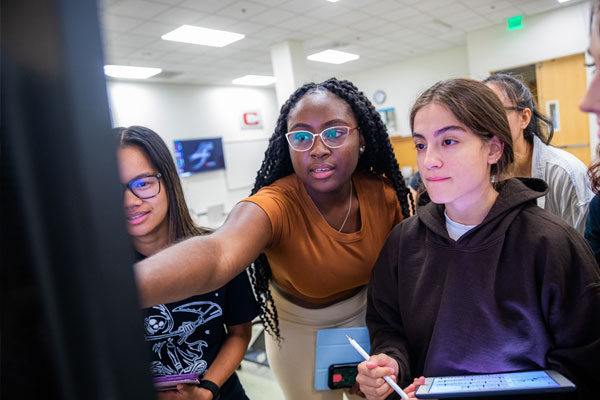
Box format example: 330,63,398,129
507,15,524,31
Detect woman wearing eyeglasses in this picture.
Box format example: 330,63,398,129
483,74,593,234
134,78,414,399
116,126,258,400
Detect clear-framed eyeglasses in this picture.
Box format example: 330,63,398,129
285,126,357,152
122,173,162,199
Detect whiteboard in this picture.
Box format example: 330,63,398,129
223,138,269,190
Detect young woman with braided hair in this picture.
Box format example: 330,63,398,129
134,77,413,399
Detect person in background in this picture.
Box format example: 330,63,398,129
581,0,600,266
356,79,600,400
484,73,593,234
116,126,258,400
132,78,414,400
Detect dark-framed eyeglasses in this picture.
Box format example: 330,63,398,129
285,126,357,152
122,173,162,199
504,106,524,112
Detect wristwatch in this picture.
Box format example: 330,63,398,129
198,379,220,399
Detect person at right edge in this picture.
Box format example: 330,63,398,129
582,0,600,267
356,78,600,400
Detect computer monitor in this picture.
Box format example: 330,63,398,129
174,137,226,177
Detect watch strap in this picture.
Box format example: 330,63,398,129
198,379,220,399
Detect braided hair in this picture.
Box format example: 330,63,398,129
248,77,414,340
483,74,554,145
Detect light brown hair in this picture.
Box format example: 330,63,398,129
410,78,514,178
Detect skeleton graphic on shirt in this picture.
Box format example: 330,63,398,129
144,300,223,376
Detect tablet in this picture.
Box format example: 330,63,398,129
153,373,200,391
415,370,575,398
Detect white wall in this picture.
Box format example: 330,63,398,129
467,1,590,80
347,46,470,137
466,0,596,159
107,81,278,222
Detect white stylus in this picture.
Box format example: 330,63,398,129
346,335,409,399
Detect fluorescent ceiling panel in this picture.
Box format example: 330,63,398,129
232,75,276,86
162,25,245,47
306,49,360,64
103,65,162,79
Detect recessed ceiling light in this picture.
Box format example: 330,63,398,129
103,65,162,79
307,49,360,64
326,0,341,3
162,25,245,47
557,0,571,3
232,75,277,86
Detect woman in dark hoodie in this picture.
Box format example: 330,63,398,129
356,79,600,400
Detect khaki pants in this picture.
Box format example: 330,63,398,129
264,284,367,400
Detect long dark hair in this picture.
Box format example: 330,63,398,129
410,78,514,179
249,77,414,340
115,125,210,242
483,73,554,144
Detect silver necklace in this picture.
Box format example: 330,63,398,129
312,181,353,232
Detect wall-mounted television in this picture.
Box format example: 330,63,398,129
174,138,226,177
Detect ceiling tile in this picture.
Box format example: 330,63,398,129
99,0,576,87
216,1,269,19
335,10,372,25
362,0,403,16
414,0,457,13
303,4,348,21
178,0,237,13
339,0,381,9
248,8,296,25
252,26,294,43
227,20,269,35
442,10,479,25
353,17,392,32
151,0,185,5
127,48,168,60
151,7,208,25
104,45,137,60
251,0,291,5
102,14,145,33
194,14,240,30
101,30,123,44
297,20,341,35
106,0,170,19
129,21,177,36
143,39,185,52
112,33,157,47
484,6,523,23
428,3,469,19
471,1,513,16
278,0,332,14
379,7,421,22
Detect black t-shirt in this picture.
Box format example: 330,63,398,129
136,252,259,377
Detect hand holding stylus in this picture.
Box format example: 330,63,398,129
347,335,410,399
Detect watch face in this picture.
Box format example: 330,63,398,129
373,90,386,104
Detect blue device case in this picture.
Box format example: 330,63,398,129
314,327,370,391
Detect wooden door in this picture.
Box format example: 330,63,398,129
536,53,591,165
390,136,418,176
